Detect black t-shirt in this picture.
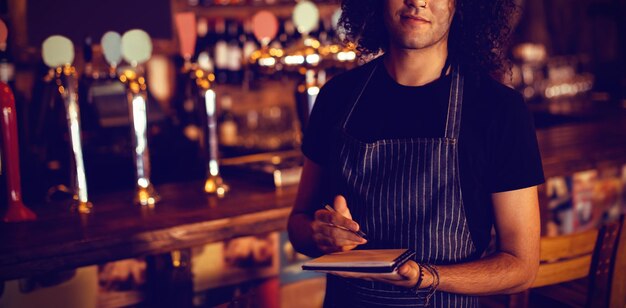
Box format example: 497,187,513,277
301,57,545,254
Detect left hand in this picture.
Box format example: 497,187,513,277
327,260,430,289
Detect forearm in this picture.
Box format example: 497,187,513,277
433,251,537,296
287,213,324,258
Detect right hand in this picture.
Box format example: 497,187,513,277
312,195,367,254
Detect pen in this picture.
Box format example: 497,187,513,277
324,204,368,240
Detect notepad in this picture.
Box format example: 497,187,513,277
302,249,415,273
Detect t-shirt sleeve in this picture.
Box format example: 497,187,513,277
301,80,340,166
488,90,545,193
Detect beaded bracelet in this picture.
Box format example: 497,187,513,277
421,264,440,306
410,263,424,293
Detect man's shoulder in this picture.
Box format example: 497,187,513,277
465,72,524,110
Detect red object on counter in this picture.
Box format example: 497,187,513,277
0,82,36,222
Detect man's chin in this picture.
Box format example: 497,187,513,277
391,34,447,51
396,41,433,50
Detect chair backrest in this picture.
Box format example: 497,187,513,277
532,215,625,308
532,228,598,288
586,216,623,308
609,215,626,308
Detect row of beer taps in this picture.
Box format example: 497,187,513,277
1,1,356,222
1,27,229,222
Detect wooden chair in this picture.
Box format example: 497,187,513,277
509,215,625,308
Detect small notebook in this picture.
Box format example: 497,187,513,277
302,249,415,273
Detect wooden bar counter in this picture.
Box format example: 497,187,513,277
0,179,297,281
1,107,625,282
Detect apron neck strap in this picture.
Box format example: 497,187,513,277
341,61,379,130
440,56,451,79
444,64,464,139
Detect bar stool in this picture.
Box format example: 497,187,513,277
509,215,625,308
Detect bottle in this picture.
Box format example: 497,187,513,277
286,19,300,44
241,19,258,90
226,20,243,85
82,36,94,77
213,18,229,84
281,19,298,49
218,95,238,147
195,17,210,60
241,19,258,65
78,36,98,132
317,18,332,46
0,37,14,87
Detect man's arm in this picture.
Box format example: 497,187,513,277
434,186,540,295
288,158,367,258
288,158,327,258
334,186,540,295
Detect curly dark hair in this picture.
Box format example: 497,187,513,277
339,0,519,76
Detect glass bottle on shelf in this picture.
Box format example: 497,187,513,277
78,36,98,132
213,18,229,84
226,20,243,85
242,19,259,90
195,17,210,61
284,19,299,48
242,19,258,63
218,95,238,148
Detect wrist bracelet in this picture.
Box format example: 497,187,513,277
410,263,424,292
421,263,440,306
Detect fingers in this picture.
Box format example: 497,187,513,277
312,220,367,246
313,220,366,243
333,195,353,221
314,208,359,232
378,261,420,287
326,262,420,288
328,271,374,281
397,261,419,279
312,195,367,253
327,271,403,283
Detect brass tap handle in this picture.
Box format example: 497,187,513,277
58,66,92,213
120,68,160,206
193,69,228,196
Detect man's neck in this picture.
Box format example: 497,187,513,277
383,41,449,87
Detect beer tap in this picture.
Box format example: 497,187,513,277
41,35,92,213
282,0,322,69
295,69,324,133
288,1,326,134
196,64,228,196
119,29,160,206
0,19,36,222
101,31,122,79
0,83,36,222
249,11,281,74
175,12,228,196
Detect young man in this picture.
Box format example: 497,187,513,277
288,0,545,306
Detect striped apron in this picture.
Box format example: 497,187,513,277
323,61,479,307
